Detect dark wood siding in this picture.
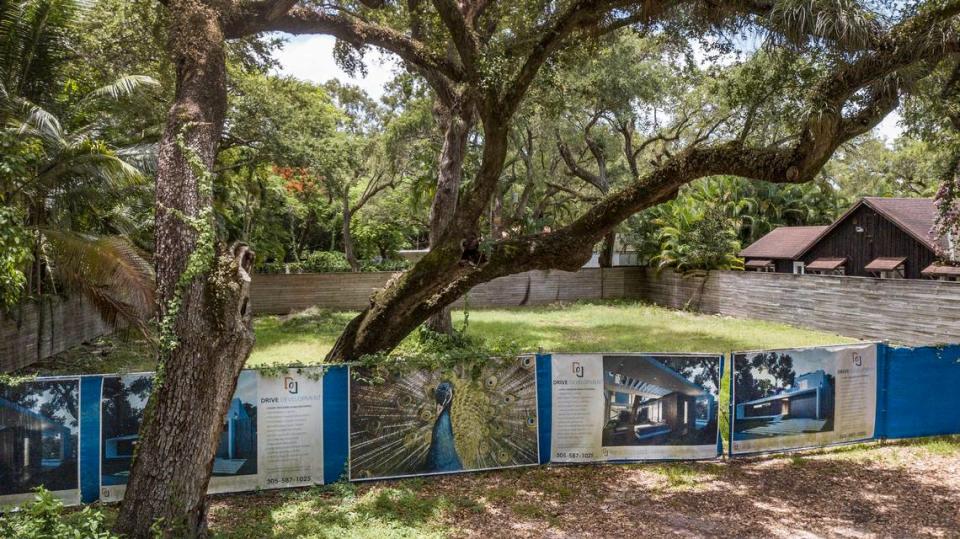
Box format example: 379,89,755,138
742,259,796,273
774,259,794,273
801,205,936,279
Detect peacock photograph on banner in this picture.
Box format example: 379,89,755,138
0,377,80,506
349,356,539,480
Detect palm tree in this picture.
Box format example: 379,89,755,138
2,76,159,329
651,203,744,274
0,0,160,329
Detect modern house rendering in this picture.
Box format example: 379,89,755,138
0,396,74,491
734,369,835,439
214,398,256,475
741,197,958,280
735,370,834,422
602,356,716,446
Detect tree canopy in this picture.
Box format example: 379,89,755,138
3,0,960,535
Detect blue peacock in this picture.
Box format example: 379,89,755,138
350,356,539,479
426,381,463,472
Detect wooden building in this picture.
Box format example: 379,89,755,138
739,226,828,273
741,197,958,280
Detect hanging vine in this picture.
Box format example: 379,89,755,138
154,127,217,385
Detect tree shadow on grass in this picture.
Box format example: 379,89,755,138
209,484,455,539
543,446,960,538
463,320,766,354
206,440,959,538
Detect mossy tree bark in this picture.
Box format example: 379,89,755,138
114,2,255,537
425,100,473,334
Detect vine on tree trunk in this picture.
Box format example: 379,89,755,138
155,127,216,386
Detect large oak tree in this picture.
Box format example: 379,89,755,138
119,0,960,536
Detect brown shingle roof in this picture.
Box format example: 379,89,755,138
795,197,949,257
739,226,829,260
922,263,960,277
864,257,907,272
807,258,847,271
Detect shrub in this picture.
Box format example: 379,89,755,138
0,488,118,539
359,258,410,272
300,251,352,273
259,251,410,273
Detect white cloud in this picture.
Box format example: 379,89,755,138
270,34,397,99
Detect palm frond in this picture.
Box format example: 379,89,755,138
769,0,885,51
41,229,155,332
15,98,64,144
116,143,159,174
39,143,146,190
86,75,160,101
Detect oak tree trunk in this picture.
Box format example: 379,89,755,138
114,3,255,537
425,103,471,334
343,195,360,272
598,231,616,268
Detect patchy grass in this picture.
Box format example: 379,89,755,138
75,436,960,538
206,483,458,539
249,308,356,366
246,301,855,368
18,301,855,375
649,462,724,491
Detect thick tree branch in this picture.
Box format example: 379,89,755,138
432,0,479,74
501,0,634,115
351,172,396,214
557,138,606,192
226,7,467,84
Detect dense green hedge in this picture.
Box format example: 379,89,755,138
258,251,410,274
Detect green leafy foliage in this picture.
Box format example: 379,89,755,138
0,488,118,539
354,324,525,382
0,205,32,309
259,250,411,274
650,205,744,273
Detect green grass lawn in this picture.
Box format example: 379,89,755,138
22,300,856,376
247,300,857,367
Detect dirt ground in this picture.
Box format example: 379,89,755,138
205,438,960,538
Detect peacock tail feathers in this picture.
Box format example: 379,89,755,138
350,356,538,479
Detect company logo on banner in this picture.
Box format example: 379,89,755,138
730,343,878,455
550,353,722,463
98,368,326,502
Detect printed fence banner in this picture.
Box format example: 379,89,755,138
349,356,539,480
99,367,325,500
550,353,722,462
0,376,81,507
99,373,153,502
731,343,878,455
